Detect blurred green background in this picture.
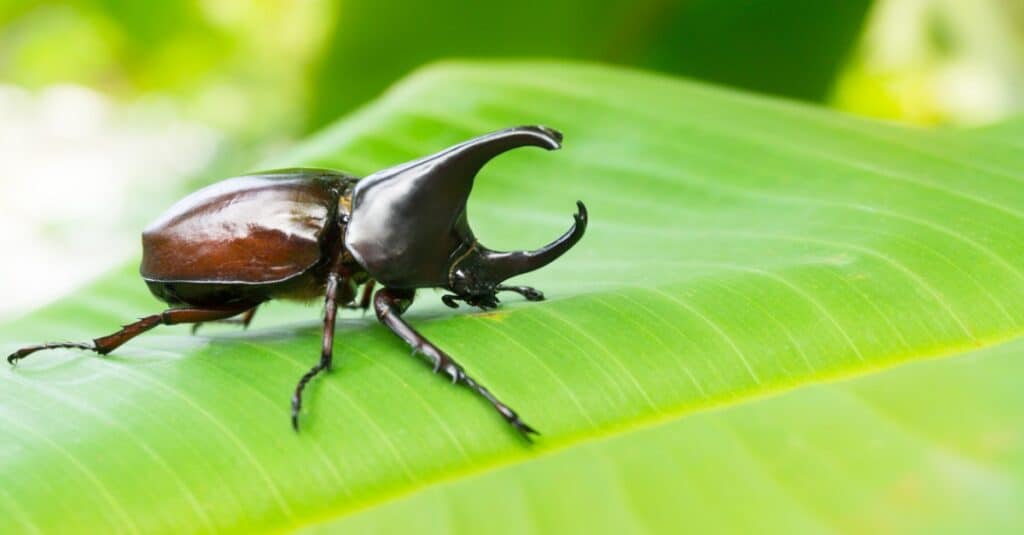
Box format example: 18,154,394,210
0,0,1022,318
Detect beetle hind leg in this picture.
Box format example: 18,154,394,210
7,341,95,363
191,305,260,335
374,288,538,440
7,305,255,365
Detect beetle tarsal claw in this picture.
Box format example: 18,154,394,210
491,401,540,441
514,421,540,440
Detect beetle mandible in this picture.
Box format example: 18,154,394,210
7,125,587,438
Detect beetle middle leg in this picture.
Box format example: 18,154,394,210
343,280,375,312
291,271,342,431
7,304,256,364
373,288,538,440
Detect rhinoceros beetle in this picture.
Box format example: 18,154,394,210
7,125,587,438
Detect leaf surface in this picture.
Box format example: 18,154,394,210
3,61,1024,533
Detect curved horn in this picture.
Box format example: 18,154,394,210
479,201,588,283
434,125,562,170
363,125,561,196
345,125,565,288
406,125,563,208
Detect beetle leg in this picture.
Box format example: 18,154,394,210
343,280,375,312
238,306,259,328
439,293,501,310
291,271,341,431
495,285,545,302
191,305,260,335
357,280,375,311
7,305,255,364
373,288,538,440
441,294,461,308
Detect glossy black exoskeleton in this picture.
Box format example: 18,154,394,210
7,126,588,438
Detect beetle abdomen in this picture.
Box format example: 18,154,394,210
141,169,353,285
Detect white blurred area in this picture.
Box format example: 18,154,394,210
0,84,221,319
835,0,1024,124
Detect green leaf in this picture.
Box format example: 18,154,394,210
3,60,1023,533
971,115,1024,145
315,337,1024,534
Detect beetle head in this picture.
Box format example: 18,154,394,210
344,125,587,299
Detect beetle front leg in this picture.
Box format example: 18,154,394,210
496,285,545,302
373,288,538,440
441,285,544,310
291,271,341,431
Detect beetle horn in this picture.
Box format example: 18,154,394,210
434,124,563,174
345,125,567,288
477,201,588,283
388,125,563,216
